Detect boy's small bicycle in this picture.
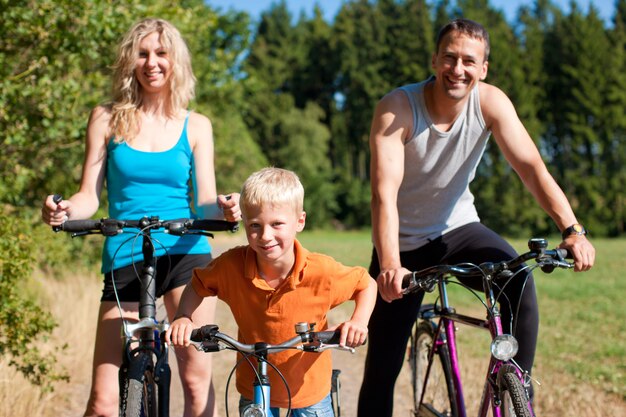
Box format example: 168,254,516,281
403,238,573,417
52,206,238,417
189,322,357,417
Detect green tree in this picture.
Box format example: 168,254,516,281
543,4,612,234
243,1,300,162
0,208,69,389
276,103,337,227
0,0,261,388
600,0,626,235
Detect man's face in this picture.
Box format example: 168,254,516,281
431,32,489,100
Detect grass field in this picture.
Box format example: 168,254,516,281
299,230,626,401
1,230,624,416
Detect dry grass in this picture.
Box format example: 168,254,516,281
3,234,625,417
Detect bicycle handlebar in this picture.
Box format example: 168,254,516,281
189,323,359,354
402,238,574,294
53,216,239,236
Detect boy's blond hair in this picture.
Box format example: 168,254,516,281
241,167,304,217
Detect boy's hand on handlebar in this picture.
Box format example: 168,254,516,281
42,194,71,226
333,320,368,348
558,235,595,272
218,193,241,222
377,267,411,303
166,316,195,347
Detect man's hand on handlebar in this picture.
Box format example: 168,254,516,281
558,235,595,272
377,266,412,303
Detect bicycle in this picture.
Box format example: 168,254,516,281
189,322,358,417
52,201,239,417
403,238,573,417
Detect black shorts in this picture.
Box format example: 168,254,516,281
101,253,213,302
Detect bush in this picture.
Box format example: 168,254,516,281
0,207,69,390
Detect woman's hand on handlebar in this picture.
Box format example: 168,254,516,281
218,193,241,222
42,194,71,226
377,266,412,303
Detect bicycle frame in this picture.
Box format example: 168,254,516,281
190,323,354,417
119,222,171,417
54,214,238,417
419,275,531,417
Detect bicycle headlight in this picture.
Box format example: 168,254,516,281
490,334,519,361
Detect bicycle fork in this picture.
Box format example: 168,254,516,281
242,343,272,417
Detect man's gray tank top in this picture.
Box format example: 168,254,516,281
396,77,491,252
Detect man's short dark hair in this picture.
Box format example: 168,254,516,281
435,18,491,61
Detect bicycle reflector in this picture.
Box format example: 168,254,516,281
242,404,265,417
490,334,519,361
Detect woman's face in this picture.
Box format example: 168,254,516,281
134,31,172,94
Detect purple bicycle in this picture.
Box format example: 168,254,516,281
404,238,573,417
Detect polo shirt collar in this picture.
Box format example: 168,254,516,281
244,239,309,290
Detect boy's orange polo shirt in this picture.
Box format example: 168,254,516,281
191,239,371,408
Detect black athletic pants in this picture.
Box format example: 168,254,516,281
357,223,539,417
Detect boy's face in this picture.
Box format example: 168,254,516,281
243,203,306,266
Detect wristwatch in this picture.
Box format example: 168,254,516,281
561,223,587,240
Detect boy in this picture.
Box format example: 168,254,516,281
167,167,377,416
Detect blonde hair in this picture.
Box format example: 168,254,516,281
109,18,196,143
241,168,305,217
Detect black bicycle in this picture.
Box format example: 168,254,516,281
53,203,238,417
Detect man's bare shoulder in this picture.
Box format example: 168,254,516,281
478,82,516,124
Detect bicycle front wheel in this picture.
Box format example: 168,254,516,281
497,365,534,417
410,320,458,417
120,351,158,417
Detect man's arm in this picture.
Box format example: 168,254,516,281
370,90,415,300
480,83,595,271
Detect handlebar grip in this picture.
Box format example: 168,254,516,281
555,248,572,259
401,273,413,289
188,219,239,232
315,331,341,344
54,219,102,232
190,324,219,342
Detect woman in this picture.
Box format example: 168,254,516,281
41,18,239,417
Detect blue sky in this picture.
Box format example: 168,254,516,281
206,0,615,25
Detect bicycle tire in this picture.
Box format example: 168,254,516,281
497,365,534,417
410,320,459,417
120,351,158,417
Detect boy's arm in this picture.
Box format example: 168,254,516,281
339,277,377,348
166,283,205,347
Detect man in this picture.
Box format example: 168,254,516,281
357,18,595,417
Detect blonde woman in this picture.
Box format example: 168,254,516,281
42,18,239,417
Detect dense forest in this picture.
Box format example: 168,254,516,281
0,0,624,390
2,0,625,234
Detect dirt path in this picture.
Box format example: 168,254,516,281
167,234,625,417
28,233,623,416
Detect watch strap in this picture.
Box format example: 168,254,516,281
562,223,587,239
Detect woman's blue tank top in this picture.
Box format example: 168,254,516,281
102,113,211,273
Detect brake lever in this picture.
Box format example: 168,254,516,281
302,343,355,354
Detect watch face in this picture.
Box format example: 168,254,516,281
573,224,584,233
